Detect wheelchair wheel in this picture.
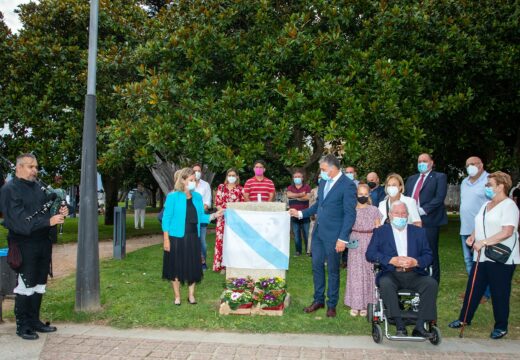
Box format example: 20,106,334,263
367,303,373,323
429,326,441,345
372,323,383,344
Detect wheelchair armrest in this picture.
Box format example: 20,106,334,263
373,263,382,272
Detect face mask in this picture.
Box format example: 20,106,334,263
417,162,429,174
227,176,237,184
367,181,377,189
195,171,201,180
320,170,330,181
466,165,478,177
357,196,369,204
346,173,355,181
387,186,399,197
294,178,302,185
484,186,496,200
187,181,196,191
254,168,264,176
391,217,407,229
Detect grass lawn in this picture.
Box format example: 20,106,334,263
5,216,520,338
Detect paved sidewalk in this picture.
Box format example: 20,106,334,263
1,322,519,360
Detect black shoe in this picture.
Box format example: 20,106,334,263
396,328,408,336
34,322,57,333
188,298,197,305
16,328,39,340
490,329,507,339
412,328,433,339
448,319,468,329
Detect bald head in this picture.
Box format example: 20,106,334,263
366,172,379,188
465,156,484,179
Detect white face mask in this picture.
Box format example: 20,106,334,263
466,165,478,177
227,176,237,184
195,171,201,180
387,186,399,197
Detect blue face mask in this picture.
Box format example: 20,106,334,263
391,217,407,229
417,162,429,173
320,170,330,181
188,181,196,191
346,173,355,181
294,178,302,185
484,186,496,200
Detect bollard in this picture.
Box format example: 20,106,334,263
113,207,126,259
0,248,17,323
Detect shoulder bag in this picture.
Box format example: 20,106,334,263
482,207,517,264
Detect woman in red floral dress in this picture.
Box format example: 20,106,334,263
213,168,244,272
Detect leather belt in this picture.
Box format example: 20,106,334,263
395,267,413,273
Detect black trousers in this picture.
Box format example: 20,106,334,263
458,261,516,331
425,226,440,283
379,271,438,321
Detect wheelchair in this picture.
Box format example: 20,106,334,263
366,264,441,345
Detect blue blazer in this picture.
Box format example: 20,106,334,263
404,171,448,227
161,191,210,238
366,223,433,282
302,174,357,243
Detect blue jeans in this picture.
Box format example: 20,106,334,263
291,218,309,254
200,224,208,264
461,235,491,299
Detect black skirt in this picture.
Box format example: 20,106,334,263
162,199,203,284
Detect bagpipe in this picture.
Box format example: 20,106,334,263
0,154,68,233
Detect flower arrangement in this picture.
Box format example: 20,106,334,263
226,277,255,292
255,276,286,291
220,289,253,310
255,290,286,309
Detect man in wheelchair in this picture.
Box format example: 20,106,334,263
366,201,438,338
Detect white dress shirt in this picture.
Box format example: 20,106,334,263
195,179,212,207
411,170,431,216
392,225,408,256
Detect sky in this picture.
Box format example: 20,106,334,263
0,0,34,33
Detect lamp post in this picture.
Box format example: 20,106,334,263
75,0,100,311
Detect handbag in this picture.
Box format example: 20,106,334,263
482,207,517,264
7,238,22,271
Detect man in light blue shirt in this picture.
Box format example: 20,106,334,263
460,156,489,300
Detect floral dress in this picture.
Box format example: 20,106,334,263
344,205,381,310
213,183,244,272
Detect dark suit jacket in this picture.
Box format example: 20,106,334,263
370,186,386,207
302,173,357,243
366,223,433,282
404,171,448,227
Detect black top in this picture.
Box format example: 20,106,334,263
185,198,198,234
0,177,51,242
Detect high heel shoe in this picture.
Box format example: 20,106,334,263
187,297,197,305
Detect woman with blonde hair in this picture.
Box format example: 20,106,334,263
379,173,421,226
213,168,244,273
162,167,221,305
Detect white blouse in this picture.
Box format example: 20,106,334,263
474,198,519,264
378,195,422,225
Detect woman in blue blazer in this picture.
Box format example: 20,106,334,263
162,167,221,305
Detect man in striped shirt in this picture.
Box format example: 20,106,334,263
243,160,275,202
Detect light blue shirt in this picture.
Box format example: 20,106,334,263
460,171,488,235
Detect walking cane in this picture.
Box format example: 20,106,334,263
459,248,481,338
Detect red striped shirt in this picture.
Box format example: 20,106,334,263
243,177,275,202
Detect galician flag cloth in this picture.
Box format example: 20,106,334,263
223,209,290,270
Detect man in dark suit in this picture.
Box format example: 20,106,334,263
289,154,357,317
404,153,447,283
366,201,438,338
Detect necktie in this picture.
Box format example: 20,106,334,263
324,180,332,198
413,174,425,203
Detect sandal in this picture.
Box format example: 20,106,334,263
350,309,359,317
359,310,367,317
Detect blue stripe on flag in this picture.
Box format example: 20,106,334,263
225,209,288,269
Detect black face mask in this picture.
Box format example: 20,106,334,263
357,196,369,204
367,182,377,189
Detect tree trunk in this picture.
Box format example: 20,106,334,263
101,173,120,226
149,153,179,195
159,192,165,210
